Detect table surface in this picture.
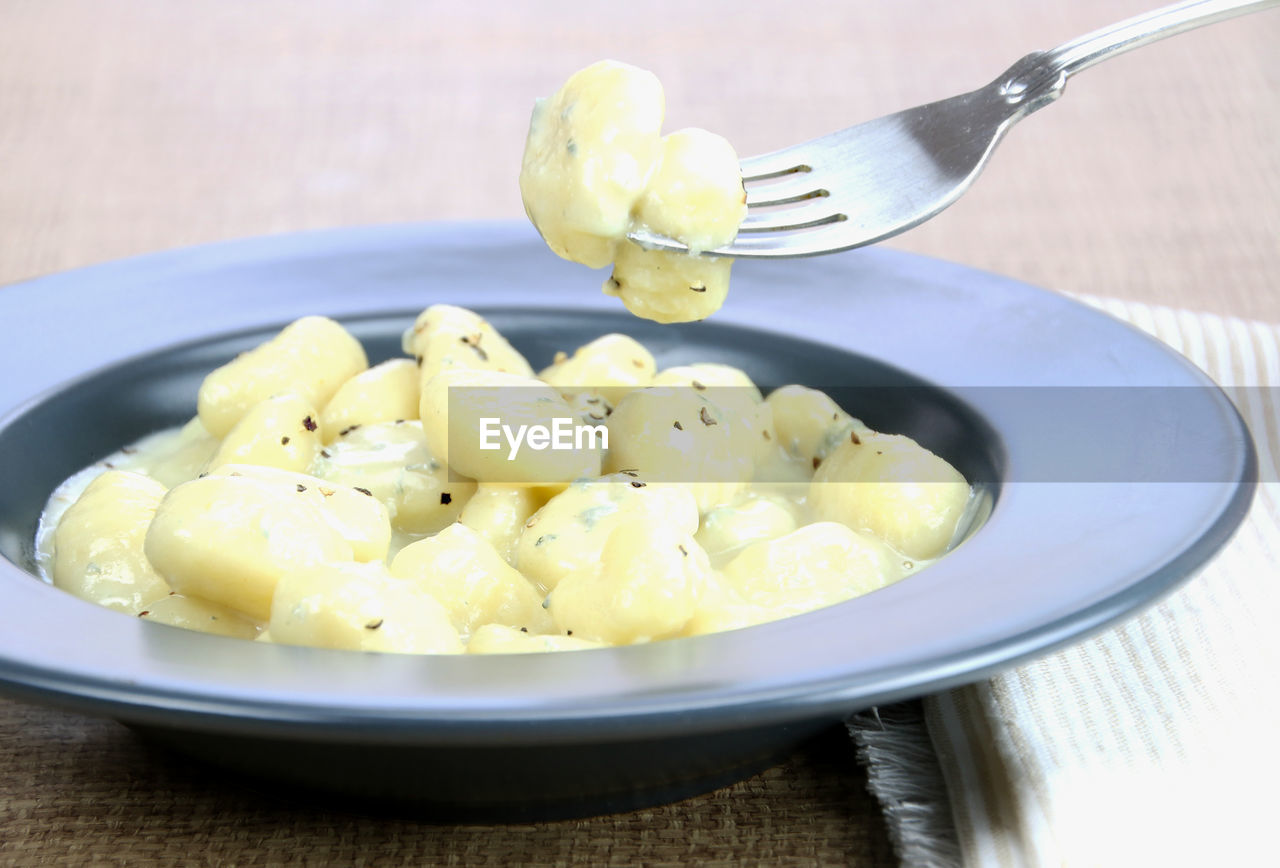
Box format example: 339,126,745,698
2,1,1276,864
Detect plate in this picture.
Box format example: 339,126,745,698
0,221,1255,818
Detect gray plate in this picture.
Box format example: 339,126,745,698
0,222,1255,819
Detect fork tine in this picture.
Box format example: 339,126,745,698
737,208,846,234
745,167,829,206
739,148,810,182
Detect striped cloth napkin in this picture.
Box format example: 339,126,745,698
853,297,1280,867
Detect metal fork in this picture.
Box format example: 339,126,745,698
627,0,1279,259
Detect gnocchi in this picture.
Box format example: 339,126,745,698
39,305,972,655
520,61,746,323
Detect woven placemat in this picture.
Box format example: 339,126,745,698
0,699,894,866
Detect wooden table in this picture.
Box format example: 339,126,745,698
2,1,1276,864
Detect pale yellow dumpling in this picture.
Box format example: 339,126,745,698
809,432,970,560
515,474,699,592
205,393,322,474
144,474,354,620
309,421,474,536
604,386,754,511
198,316,367,438
204,464,392,563
696,491,801,566
269,561,462,654
722,522,906,617
519,60,665,268
605,242,732,324
390,523,552,636
767,385,871,467
52,470,171,614
458,484,545,565
635,128,746,255
320,358,420,443
403,304,534,381
520,61,745,322
139,593,261,640
538,333,656,407
548,518,712,645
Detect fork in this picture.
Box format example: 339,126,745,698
627,0,1279,259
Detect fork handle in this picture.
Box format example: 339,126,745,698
1000,0,1279,111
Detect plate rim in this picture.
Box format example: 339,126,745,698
0,220,1257,743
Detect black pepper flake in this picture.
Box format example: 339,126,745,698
813,456,822,469
138,610,150,617
303,416,318,432
339,425,360,437
689,284,707,293
850,431,862,445
691,380,706,391
566,630,573,636
566,138,578,156
607,276,621,290
763,430,772,440
440,492,452,505
103,462,115,469
415,355,424,367
460,333,489,361
198,472,208,478
699,407,717,426
677,544,688,557
121,446,137,455
536,535,546,546
673,420,684,431
394,419,406,425
365,618,384,630
629,480,646,488
354,487,373,497
617,468,639,477
281,436,291,445
876,450,883,455
296,484,307,493
520,627,529,633
320,449,332,459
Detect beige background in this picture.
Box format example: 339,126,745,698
2,0,1277,320
1,1,1277,864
